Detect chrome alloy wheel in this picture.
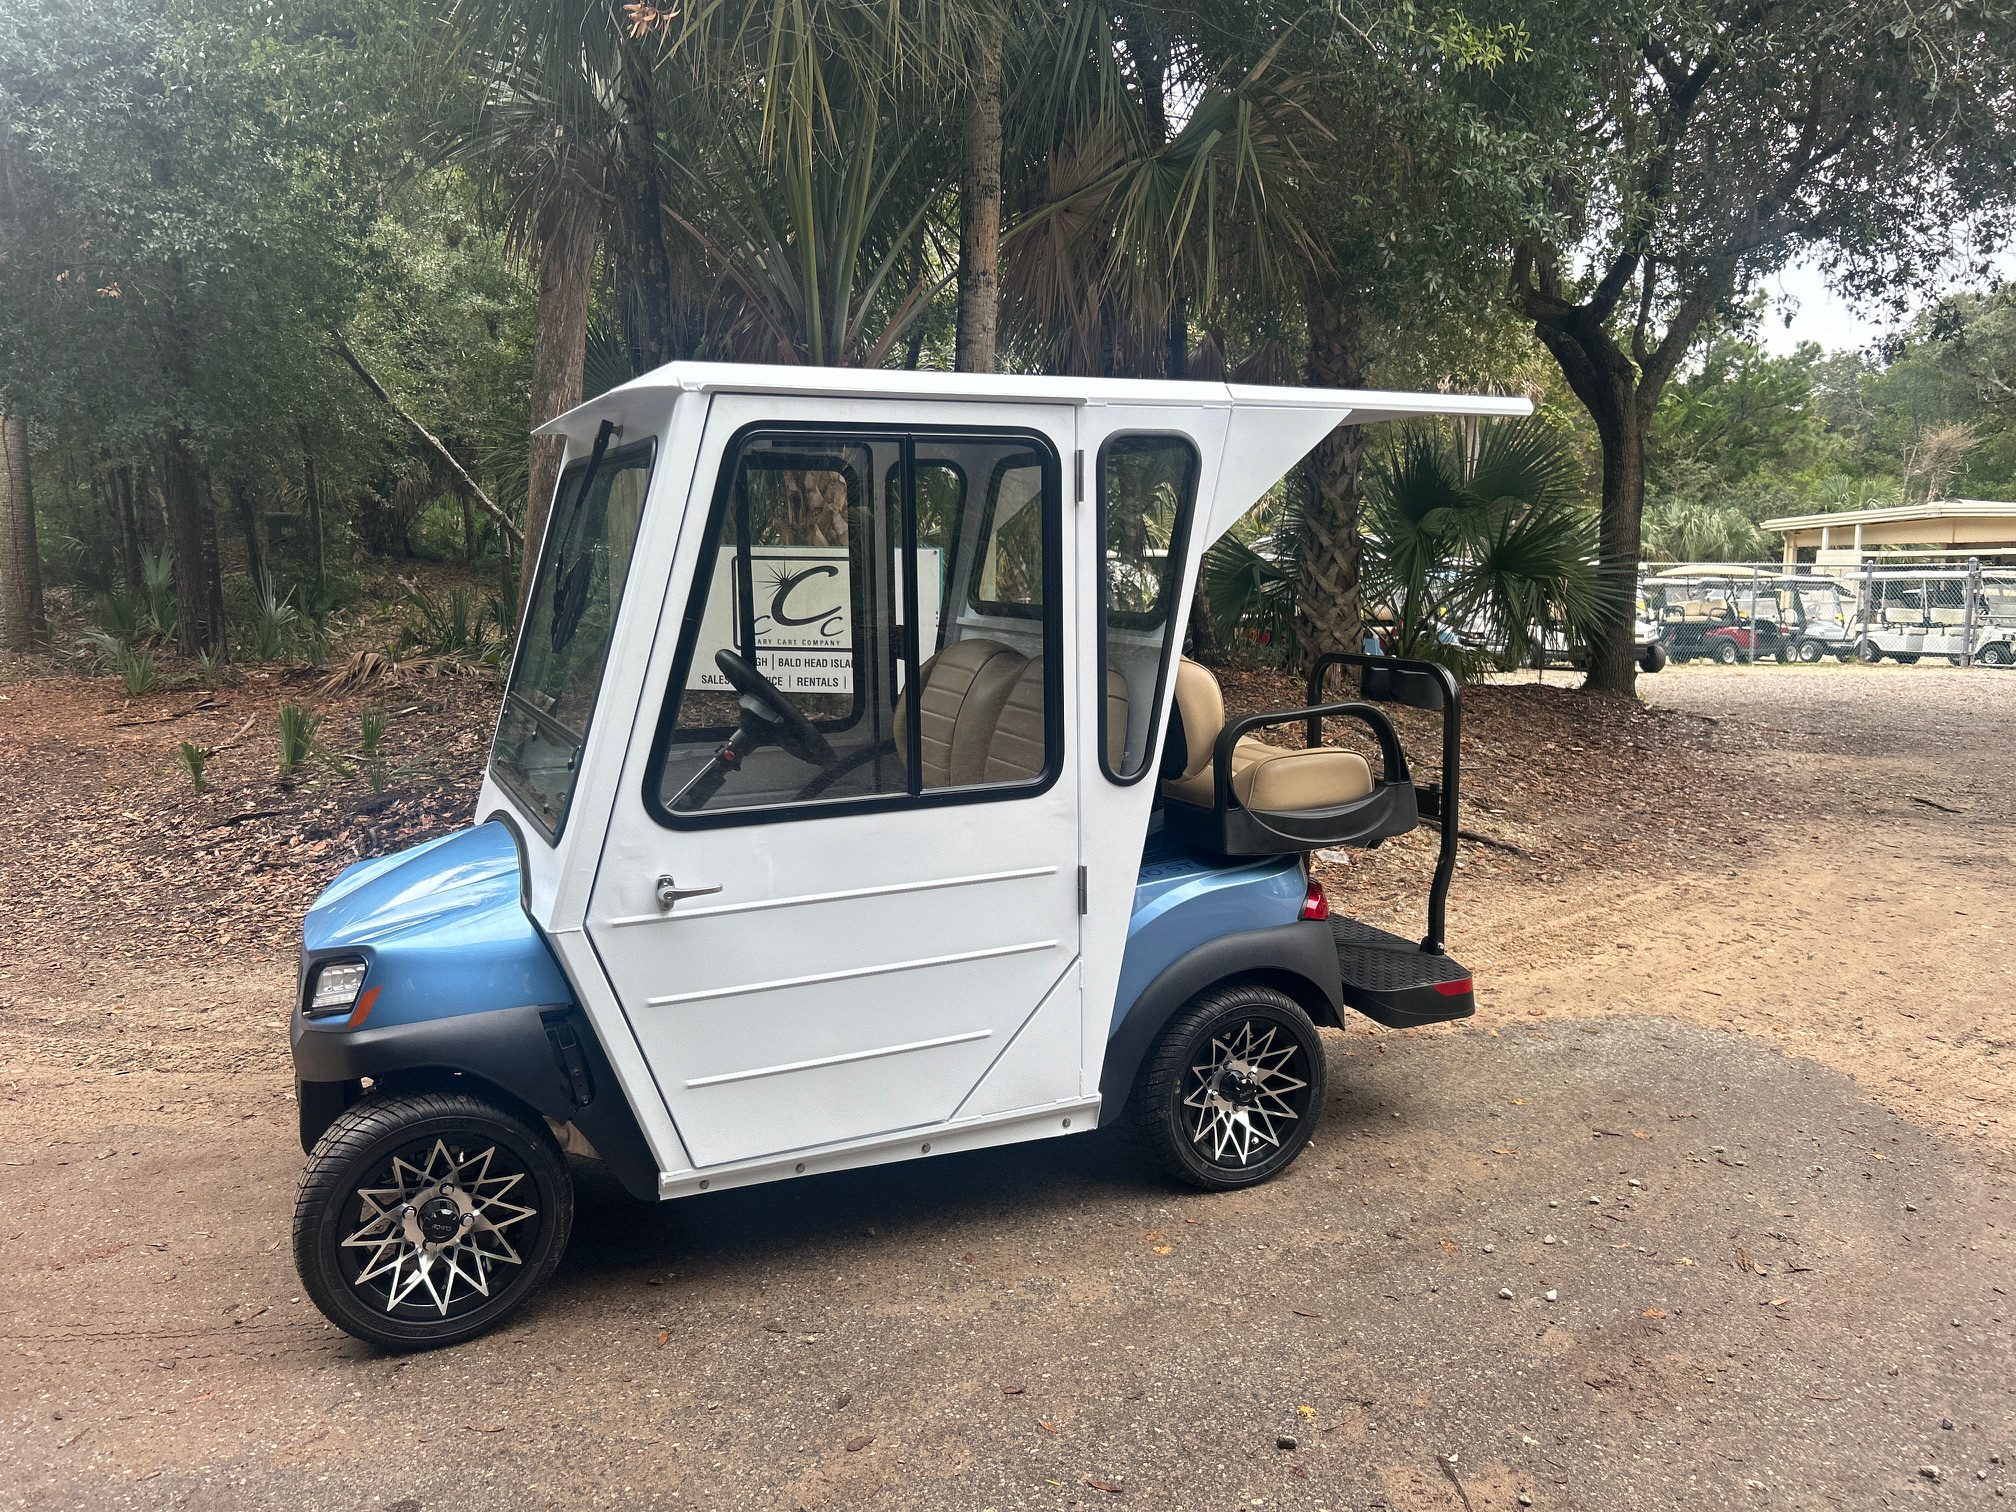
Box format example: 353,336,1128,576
1181,1019,1312,1168
339,1137,539,1319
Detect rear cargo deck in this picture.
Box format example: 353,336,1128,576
1332,917,1475,1027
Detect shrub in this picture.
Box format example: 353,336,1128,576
176,741,210,794
358,710,389,794
242,574,299,663
276,702,322,774
82,630,163,695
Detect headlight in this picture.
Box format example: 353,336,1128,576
306,959,368,1017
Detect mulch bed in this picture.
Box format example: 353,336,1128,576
0,657,494,976
0,630,1738,978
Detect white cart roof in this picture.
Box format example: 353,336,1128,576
536,361,1533,540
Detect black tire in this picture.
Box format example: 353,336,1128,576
1835,649,1855,663
1795,639,1822,664
1773,645,1790,664
294,1091,574,1350
1128,983,1326,1191
1713,640,1740,665
1857,639,1884,664
1895,653,1921,665
1638,643,1668,674
1980,643,2013,668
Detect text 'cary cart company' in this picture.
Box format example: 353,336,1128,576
287,364,1528,1348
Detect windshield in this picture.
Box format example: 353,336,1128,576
490,434,656,839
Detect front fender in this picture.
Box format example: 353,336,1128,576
291,1003,660,1200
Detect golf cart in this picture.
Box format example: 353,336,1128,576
287,364,1525,1348
1785,577,1859,662
1856,569,2010,665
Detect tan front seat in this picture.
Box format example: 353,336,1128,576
901,637,1027,787
981,661,1129,784
1159,659,1372,812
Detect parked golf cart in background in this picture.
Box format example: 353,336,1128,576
1786,577,1859,662
1849,565,2016,666
286,365,1527,1349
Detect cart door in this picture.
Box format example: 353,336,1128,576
583,395,1083,1171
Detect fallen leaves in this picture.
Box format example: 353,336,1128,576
1641,1307,1668,1320
1083,1477,1124,1494
655,1328,670,1348
1037,1418,1060,1435
844,1435,873,1453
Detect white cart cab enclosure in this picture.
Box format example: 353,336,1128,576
463,363,1526,1202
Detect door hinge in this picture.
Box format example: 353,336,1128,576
1073,448,1086,505
1078,865,1088,914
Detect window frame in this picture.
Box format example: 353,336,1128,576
964,453,1053,619
490,434,658,843
1094,430,1201,787
641,419,1066,832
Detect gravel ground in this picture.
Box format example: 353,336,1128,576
2,659,2012,1509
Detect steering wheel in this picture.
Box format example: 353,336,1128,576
713,648,837,767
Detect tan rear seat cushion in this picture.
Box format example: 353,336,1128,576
1163,736,1373,810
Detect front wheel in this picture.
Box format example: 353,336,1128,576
1713,640,1741,665
1858,639,1884,664
294,1091,574,1350
1795,639,1823,664
1980,642,2013,667
1129,984,1326,1191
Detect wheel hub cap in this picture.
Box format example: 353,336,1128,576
1181,1021,1311,1167
341,1138,538,1318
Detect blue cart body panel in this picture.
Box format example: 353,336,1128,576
300,822,573,1027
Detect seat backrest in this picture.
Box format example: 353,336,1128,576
978,662,1128,785
899,637,1026,788
1162,658,1226,782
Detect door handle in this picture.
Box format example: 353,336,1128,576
655,875,723,910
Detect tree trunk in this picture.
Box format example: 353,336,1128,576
1294,289,1370,672
301,432,327,593
523,185,598,612
954,11,1005,375
1524,310,1644,696
613,44,677,375
111,465,143,592
0,407,47,649
229,479,264,585
161,436,223,656
1583,398,1647,695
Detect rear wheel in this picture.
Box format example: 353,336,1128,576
294,1091,574,1350
1980,642,2013,667
1795,639,1823,663
1713,640,1740,665
1129,984,1326,1191
1895,653,1922,665
1858,639,1884,664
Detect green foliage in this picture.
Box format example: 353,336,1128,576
241,574,301,663
1361,420,1598,673
81,630,164,695
276,703,323,775
176,741,210,795
358,710,390,793
394,580,496,665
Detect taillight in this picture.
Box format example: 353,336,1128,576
1300,879,1330,921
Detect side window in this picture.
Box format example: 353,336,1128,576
969,456,1046,613
650,429,1059,823
1098,434,1199,782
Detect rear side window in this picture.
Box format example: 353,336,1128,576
1098,434,1199,782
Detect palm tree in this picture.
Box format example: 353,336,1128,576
1204,418,1597,677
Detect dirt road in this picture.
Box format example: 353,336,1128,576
2,664,2011,1510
